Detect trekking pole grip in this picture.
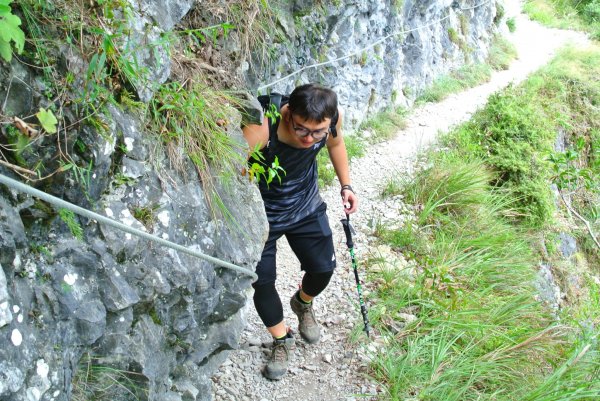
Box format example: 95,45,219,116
341,213,354,248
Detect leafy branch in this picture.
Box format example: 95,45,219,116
246,145,286,186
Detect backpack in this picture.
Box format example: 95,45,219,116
257,93,338,138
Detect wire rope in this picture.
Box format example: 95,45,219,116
256,0,493,92
0,173,258,281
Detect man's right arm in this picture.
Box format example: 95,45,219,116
242,117,270,151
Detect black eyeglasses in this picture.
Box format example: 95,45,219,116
290,116,330,140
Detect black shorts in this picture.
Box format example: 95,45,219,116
255,203,336,286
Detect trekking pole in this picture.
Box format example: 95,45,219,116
341,213,371,338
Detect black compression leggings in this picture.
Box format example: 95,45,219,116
253,271,334,328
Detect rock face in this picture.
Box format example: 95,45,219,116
243,0,504,129
0,0,504,400
0,2,267,400
0,105,267,401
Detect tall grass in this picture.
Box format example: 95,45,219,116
359,106,408,143
370,46,600,400
371,156,600,400
148,82,246,220
442,46,600,228
72,353,148,401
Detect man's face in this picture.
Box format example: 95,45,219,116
288,114,331,148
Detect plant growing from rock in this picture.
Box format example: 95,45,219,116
148,81,248,219
245,145,286,186
72,353,147,401
58,209,83,240
0,0,25,62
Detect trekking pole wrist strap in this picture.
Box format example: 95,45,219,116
340,184,354,196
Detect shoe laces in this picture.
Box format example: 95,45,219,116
271,341,289,363
299,304,317,325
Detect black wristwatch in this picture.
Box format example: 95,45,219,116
340,184,354,196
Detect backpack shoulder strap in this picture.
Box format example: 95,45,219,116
257,93,285,144
330,109,339,138
257,93,285,112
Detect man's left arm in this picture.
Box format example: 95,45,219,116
326,109,358,214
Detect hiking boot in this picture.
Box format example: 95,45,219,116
290,291,321,344
263,332,295,380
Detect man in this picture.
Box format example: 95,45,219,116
243,83,359,380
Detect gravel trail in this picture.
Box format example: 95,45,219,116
212,3,589,400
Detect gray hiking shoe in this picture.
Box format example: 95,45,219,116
290,292,321,344
263,333,294,380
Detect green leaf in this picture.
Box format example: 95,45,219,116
87,53,98,77
251,163,264,174
0,39,11,62
158,104,176,111
0,14,24,50
36,108,58,133
11,26,24,53
221,23,235,38
193,31,206,43
60,162,74,171
267,168,277,184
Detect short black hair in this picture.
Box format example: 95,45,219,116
288,83,338,122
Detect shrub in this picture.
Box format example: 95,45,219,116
583,0,600,22
506,16,517,32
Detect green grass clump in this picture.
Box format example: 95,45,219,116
506,16,517,32
417,34,517,104
58,209,84,240
317,133,366,187
445,46,600,227
359,107,407,143
148,82,245,217
379,175,405,198
449,88,556,226
487,34,518,70
72,353,147,401
417,64,492,103
523,0,571,26
447,27,460,45
524,0,600,39
371,156,600,400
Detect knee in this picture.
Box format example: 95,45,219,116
302,270,334,297
252,281,283,328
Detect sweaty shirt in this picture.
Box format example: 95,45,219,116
251,116,327,230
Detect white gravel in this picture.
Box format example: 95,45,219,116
212,3,589,400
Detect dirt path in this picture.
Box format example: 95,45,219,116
212,3,589,400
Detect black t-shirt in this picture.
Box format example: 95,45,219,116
250,117,327,229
